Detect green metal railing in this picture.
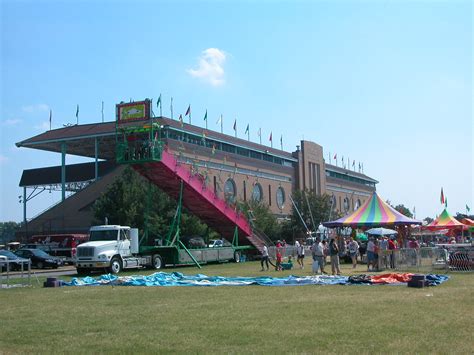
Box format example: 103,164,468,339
116,140,163,164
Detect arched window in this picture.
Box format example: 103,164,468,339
331,195,337,211
276,187,285,209
252,183,263,202
224,178,236,203
343,197,350,212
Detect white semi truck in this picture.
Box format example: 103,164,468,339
75,225,249,275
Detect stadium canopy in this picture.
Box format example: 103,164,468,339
425,209,467,230
323,192,421,227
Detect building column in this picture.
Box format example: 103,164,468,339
23,186,27,226
95,137,99,181
61,142,66,201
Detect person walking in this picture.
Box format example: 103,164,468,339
261,245,269,271
296,239,305,269
329,237,341,275
348,237,359,269
311,237,327,274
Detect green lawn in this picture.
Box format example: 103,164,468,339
1,261,472,354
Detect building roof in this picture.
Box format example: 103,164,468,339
19,161,117,187
16,117,296,161
325,163,378,183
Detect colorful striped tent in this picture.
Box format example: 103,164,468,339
425,209,466,230
323,192,421,227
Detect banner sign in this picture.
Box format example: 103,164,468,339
116,100,151,123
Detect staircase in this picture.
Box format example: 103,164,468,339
132,149,268,249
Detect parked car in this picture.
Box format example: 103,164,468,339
0,250,30,271
28,233,89,264
208,239,231,248
15,248,63,269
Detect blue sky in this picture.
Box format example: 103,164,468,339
1,0,472,223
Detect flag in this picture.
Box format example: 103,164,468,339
257,128,261,137
245,124,249,134
185,105,191,116
49,109,52,126
269,132,272,142
75,104,79,118
203,110,207,121
445,197,448,208
280,134,283,145
233,119,236,131
333,153,337,160
467,205,470,212
216,115,222,124
352,160,355,167
157,94,161,108
440,188,445,204
179,114,183,127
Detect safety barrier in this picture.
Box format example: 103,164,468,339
378,245,473,273
0,260,31,289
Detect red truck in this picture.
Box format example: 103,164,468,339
28,234,89,265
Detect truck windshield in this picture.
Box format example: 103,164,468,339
89,230,118,242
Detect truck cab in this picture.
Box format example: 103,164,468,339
76,225,149,275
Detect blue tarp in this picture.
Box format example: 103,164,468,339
62,272,449,287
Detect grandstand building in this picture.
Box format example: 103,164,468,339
16,108,377,236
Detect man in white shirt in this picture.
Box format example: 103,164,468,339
261,245,269,271
366,238,375,271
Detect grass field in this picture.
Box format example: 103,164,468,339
1,261,472,354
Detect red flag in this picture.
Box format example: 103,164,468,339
185,105,191,116
440,188,445,204
269,132,272,142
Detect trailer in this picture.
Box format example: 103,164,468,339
76,225,250,274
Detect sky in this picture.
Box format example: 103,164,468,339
0,0,472,223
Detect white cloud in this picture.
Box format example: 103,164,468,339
22,104,50,113
187,48,227,86
0,154,8,164
1,118,22,126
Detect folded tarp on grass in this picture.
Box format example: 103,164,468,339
62,272,449,287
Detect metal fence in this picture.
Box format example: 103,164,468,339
378,245,473,273
0,260,31,289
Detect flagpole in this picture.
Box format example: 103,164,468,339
101,101,104,122
280,135,283,150
259,128,262,145
247,125,250,141
170,97,174,119
159,94,162,117
49,109,52,130
221,114,223,133
76,104,79,125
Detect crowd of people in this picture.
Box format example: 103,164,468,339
259,233,420,274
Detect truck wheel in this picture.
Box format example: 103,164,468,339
109,257,122,274
234,251,241,263
152,254,163,270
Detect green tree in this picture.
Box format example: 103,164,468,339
92,167,207,241
287,190,334,238
394,204,413,218
423,216,434,225
238,199,281,241
0,221,20,244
